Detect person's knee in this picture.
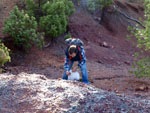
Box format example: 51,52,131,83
81,64,87,70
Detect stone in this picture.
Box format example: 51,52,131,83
0,73,150,112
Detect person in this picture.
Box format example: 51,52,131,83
62,38,89,84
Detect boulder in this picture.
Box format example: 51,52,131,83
0,73,150,112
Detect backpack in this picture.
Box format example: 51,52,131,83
65,38,84,47
64,38,84,62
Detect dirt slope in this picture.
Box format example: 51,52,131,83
0,0,17,37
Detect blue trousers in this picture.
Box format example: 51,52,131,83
62,61,89,84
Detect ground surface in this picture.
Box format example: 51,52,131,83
1,0,150,100
0,73,150,113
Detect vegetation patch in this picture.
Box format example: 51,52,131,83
128,0,150,78
3,0,75,50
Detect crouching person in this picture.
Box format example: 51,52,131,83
62,39,89,84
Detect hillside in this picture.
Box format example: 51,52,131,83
0,0,150,110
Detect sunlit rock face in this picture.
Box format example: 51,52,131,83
0,73,150,113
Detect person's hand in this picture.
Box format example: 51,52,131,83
72,67,78,72
66,71,71,76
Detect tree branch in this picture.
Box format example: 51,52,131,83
113,5,145,28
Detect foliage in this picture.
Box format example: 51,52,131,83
128,0,150,77
3,0,74,50
42,0,75,16
87,0,97,12
129,0,150,51
99,0,113,9
0,40,11,72
25,0,36,17
130,56,150,78
39,0,74,38
3,6,44,50
25,0,48,21
87,0,113,11
40,15,68,38
25,0,74,38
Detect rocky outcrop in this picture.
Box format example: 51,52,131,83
0,73,150,113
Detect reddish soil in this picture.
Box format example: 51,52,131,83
1,0,150,99
0,0,16,37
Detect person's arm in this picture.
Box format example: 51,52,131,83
64,55,70,72
64,55,71,76
78,47,86,68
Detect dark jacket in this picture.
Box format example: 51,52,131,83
64,46,86,71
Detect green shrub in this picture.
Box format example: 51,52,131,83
88,0,113,11
41,0,74,16
54,0,75,16
99,0,113,9
130,57,150,78
25,0,47,22
39,0,74,38
3,6,44,50
3,0,74,51
40,15,68,38
25,0,48,16
129,0,150,51
128,0,150,78
25,0,74,21
25,0,74,38
0,41,11,72
25,0,36,17
87,0,97,12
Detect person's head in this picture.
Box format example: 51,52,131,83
69,45,77,58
